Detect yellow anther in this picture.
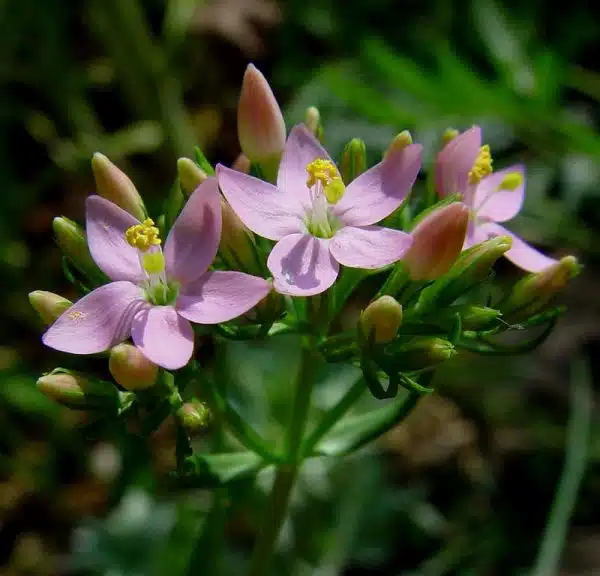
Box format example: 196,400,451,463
468,145,493,184
125,218,162,252
143,251,165,274
67,310,86,322
442,128,459,145
497,171,523,191
306,158,346,204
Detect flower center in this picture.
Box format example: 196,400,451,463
125,219,179,306
304,158,345,238
468,145,493,184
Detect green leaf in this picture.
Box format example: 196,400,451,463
313,390,420,456
194,147,216,176
184,452,264,486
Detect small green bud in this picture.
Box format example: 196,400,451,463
442,128,459,146
459,305,502,330
53,217,106,283
37,369,122,410
360,296,403,343
305,106,324,141
341,138,367,184
109,343,158,390
29,290,72,325
177,400,211,433
388,337,456,371
501,256,580,321
416,236,512,313
91,153,146,221
177,157,207,197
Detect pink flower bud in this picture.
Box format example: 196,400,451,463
109,343,158,390
29,290,72,325
91,153,146,221
237,64,286,164
403,203,470,280
232,153,251,174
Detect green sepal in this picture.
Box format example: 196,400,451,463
194,147,216,176
182,452,265,486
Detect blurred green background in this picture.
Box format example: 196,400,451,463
1,0,600,574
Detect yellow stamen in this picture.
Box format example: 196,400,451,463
497,171,522,191
468,145,493,184
125,218,162,252
67,310,86,322
306,158,346,204
143,251,165,274
442,128,459,145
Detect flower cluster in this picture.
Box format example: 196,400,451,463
31,63,578,445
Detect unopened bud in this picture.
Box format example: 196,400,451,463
341,138,367,184
384,130,413,157
219,198,260,274
442,128,459,146
177,400,211,433
53,217,106,283
305,106,324,141
388,337,456,371
416,236,512,313
91,153,146,221
29,290,72,325
232,153,251,174
459,305,502,330
37,369,122,410
360,296,403,343
403,203,470,280
109,343,158,390
238,64,286,165
177,157,207,197
501,256,580,321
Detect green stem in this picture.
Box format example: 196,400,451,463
302,377,365,457
247,347,318,576
531,356,592,576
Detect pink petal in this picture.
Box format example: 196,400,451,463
86,196,144,283
435,126,481,201
165,177,222,286
332,143,422,226
277,124,335,210
177,271,271,324
329,225,413,269
473,165,525,222
477,222,557,272
131,306,194,370
267,233,339,296
216,164,304,240
42,281,145,354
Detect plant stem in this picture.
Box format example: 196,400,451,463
247,347,318,576
531,356,592,576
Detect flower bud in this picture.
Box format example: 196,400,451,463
416,236,512,313
232,153,251,174
177,157,207,197
388,337,456,371
237,64,286,165
177,400,211,433
402,203,470,280
53,217,106,283
109,343,158,390
29,290,72,325
305,106,323,141
91,153,146,221
384,130,413,157
341,138,367,184
219,198,261,274
459,305,502,331
360,296,403,343
501,256,580,321
37,369,122,410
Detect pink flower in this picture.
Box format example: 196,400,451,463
43,178,271,370
216,125,422,296
436,126,556,272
